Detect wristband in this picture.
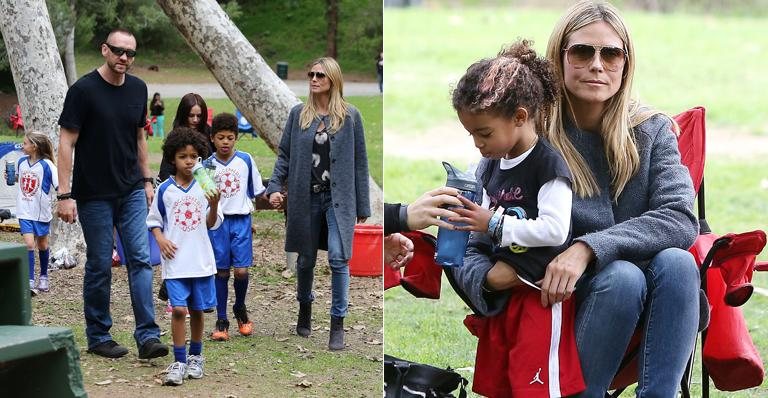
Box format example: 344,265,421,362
487,210,502,234
143,177,154,184
57,193,72,201
492,215,505,244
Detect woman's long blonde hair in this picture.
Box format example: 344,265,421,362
545,0,667,199
300,57,349,133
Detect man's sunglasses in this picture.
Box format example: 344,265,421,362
307,71,327,79
563,44,626,72
104,43,137,58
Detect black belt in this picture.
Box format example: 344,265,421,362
311,184,330,193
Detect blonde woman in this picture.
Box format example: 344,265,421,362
267,57,370,351
452,1,700,396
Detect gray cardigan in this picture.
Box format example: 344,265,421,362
266,104,371,258
451,114,699,316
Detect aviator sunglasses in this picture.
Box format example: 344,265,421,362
104,43,137,58
307,71,327,79
563,44,626,72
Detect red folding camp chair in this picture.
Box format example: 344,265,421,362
608,107,768,398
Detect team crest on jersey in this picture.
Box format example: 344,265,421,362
215,168,241,198
172,195,203,231
20,170,39,198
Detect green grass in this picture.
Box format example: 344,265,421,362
69,1,381,83
238,0,381,79
384,8,768,134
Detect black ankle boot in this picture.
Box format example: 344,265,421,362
329,315,345,351
297,302,312,337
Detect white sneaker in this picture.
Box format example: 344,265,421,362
186,355,204,379
163,361,187,386
29,279,35,289
37,275,49,292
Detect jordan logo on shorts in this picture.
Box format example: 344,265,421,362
530,367,544,385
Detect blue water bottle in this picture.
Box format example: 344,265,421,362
435,161,480,267
5,160,15,186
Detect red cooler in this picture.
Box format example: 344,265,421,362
349,224,383,277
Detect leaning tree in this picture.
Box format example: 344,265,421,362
156,0,384,223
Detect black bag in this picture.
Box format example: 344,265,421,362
384,354,468,398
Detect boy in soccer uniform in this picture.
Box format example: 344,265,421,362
147,127,222,386
207,113,266,340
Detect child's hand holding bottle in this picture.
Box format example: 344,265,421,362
451,195,494,233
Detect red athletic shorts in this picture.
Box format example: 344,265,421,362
464,287,585,397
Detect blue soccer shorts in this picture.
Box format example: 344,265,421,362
166,275,216,311
208,214,253,269
19,219,50,237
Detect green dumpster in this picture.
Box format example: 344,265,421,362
276,61,289,79
0,242,86,398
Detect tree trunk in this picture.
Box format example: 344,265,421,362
156,0,383,224
0,0,86,263
63,0,77,86
326,0,338,58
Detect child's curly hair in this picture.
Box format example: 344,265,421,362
211,112,238,137
162,127,210,168
452,39,559,129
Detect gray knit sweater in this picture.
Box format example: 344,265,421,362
449,114,699,316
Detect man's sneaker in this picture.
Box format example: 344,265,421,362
138,338,169,359
29,279,35,290
163,361,187,386
210,319,230,341
37,275,49,292
186,355,205,379
88,340,129,358
233,305,253,336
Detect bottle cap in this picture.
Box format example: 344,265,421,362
442,161,480,192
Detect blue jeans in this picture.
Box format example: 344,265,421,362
296,191,350,318
574,248,699,397
78,189,160,349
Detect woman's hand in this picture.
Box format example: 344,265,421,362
538,241,594,307
269,192,284,208
450,195,493,232
405,187,462,230
384,233,414,269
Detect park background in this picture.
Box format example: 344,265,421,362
383,0,768,397
0,1,383,397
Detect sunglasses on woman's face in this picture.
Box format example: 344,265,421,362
307,71,327,80
563,44,626,72
104,43,137,58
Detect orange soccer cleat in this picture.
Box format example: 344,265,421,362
210,319,230,341
233,305,253,336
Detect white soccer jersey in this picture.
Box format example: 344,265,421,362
207,151,265,215
15,156,58,222
147,178,223,279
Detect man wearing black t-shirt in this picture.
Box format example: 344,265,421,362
57,28,167,360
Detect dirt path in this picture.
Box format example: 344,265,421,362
14,214,383,397
384,121,768,161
